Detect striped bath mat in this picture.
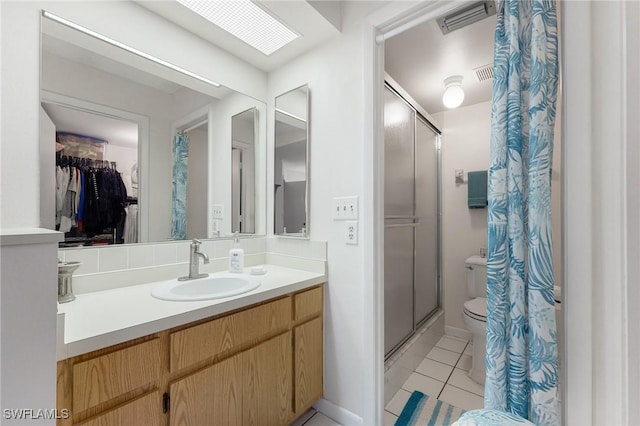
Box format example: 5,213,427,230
395,391,465,426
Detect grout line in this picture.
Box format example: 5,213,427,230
300,411,317,426
446,382,484,398
436,341,469,399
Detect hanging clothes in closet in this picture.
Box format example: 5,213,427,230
56,154,128,245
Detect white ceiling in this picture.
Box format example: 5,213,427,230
42,103,139,149
384,6,496,115
42,35,183,95
135,0,342,72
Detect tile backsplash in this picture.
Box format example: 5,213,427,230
59,236,326,294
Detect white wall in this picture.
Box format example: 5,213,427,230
435,101,491,333
0,232,62,426
267,14,368,423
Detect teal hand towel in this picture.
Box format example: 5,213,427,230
468,170,488,208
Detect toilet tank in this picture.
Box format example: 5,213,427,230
466,255,487,298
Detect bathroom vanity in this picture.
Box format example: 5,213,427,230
56,267,324,426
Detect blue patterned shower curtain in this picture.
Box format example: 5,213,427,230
484,0,559,425
171,133,189,240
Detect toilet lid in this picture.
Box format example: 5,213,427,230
464,297,487,322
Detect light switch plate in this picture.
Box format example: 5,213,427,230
345,221,358,245
211,204,224,219
333,196,358,220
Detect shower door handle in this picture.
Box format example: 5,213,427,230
384,216,420,220
384,223,420,228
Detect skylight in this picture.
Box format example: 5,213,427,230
176,0,299,56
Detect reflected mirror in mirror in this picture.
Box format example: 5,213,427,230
232,108,257,234
40,12,266,247
274,85,309,237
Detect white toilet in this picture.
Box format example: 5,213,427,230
461,255,564,386
462,255,488,385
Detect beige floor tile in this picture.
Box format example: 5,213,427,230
415,357,455,382
304,413,342,426
385,388,412,416
402,372,446,396
456,354,472,370
426,346,461,366
289,409,317,426
463,343,473,356
439,384,484,411
448,368,484,396
383,410,399,426
436,336,468,353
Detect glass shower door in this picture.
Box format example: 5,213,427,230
384,86,416,355
384,84,441,357
414,116,439,325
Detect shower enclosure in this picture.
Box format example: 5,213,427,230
384,83,441,357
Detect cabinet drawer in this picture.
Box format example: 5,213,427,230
170,297,292,372
72,338,161,413
294,286,323,321
76,391,161,426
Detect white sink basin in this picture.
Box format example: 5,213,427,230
151,273,261,301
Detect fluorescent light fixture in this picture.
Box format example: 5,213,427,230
42,11,221,88
175,0,299,56
442,75,465,109
275,107,306,123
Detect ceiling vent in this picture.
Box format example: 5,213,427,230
474,64,494,82
437,1,496,35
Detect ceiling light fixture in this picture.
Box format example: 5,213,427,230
442,75,465,109
175,0,299,56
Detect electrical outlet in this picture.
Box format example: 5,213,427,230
333,196,358,220
345,221,358,245
211,204,224,219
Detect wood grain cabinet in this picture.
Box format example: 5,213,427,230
170,352,243,426
57,285,324,426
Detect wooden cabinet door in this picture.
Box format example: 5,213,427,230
294,317,323,413
242,332,292,426
169,353,242,426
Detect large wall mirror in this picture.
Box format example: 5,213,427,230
274,85,310,237
41,12,267,247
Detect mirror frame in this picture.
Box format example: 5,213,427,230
273,84,310,238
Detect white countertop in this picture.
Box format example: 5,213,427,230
57,264,326,359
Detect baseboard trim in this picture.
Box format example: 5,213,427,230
314,398,363,425
445,325,472,341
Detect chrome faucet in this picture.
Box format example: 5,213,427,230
179,239,210,281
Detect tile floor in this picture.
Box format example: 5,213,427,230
384,335,484,425
290,409,341,426
291,335,482,426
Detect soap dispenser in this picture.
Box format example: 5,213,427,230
229,232,244,273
